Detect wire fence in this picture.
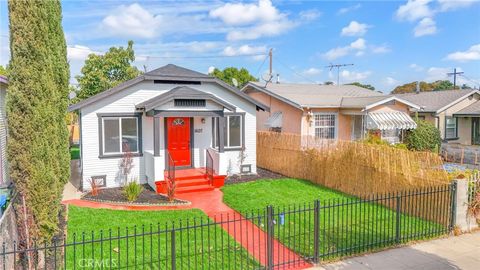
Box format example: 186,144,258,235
1,184,455,269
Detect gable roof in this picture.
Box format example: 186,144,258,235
394,89,479,113
68,64,268,112
136,86,236,112
243,81,383,108
0,75,7,85
453,100,480,116
340,96,420,110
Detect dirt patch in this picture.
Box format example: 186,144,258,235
82,184,188,205
225,167,285,185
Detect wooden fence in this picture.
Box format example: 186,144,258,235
257,132,452,224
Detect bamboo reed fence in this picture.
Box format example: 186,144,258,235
257,132,452,224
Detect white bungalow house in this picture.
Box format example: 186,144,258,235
69,64,268,193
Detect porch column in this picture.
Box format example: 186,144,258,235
154,117,161,156
218,116,225,153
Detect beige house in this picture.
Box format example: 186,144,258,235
243,82,419,143
395,89,480,145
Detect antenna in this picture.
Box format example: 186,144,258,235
447,68,464,90
325,63,354,86
231,78,239,88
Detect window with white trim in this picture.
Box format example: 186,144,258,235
212,114,244,149
445,117,457,139
314,114,336,139
102,117,139,155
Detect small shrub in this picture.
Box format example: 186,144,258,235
405,120,441,152
393,143,408,150
88,178,101,196
123,180,143,202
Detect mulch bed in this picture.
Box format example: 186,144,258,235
225,167,285,184
82,184,189,206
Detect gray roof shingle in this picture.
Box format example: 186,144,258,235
145,64,210,79
249,82,382,107
394,90,477,112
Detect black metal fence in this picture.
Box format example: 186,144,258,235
1,183,455,269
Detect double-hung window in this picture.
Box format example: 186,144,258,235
445,116,457,139
212,114,244,150
99,114,142,157
314,114,336,139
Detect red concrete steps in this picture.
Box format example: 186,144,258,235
155,167,226,195
175,184,215,194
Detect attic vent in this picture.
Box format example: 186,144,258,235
154,80,201,85
174,99,206,107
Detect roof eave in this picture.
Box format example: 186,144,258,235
242,82,302,111
435,90,480,114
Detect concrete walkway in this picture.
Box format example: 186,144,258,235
313,231,480,270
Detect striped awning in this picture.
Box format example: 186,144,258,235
366,112,417,130
265,112,283,128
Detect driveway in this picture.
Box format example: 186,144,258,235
313,232,480,270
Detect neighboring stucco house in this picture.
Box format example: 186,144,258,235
68,64,268,192
242,82,419,143
395,89,480,145
0,76,8,185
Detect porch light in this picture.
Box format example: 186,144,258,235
201,118,206,124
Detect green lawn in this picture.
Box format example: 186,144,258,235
66,206,259,269
222,179,448,260
70,146,79,160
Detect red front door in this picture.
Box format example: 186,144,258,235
167,117,191,167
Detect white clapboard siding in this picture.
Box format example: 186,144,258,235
79,80,258,190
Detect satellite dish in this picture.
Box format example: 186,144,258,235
231,78,239,88
68,91,77,100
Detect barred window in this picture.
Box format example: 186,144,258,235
314,114,336,139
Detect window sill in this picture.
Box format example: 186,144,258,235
445,137,459,141
224,147,244,152
98,153,143,159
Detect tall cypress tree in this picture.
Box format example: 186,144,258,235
8,0,70,246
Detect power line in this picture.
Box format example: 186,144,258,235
325,63,354,86
276,58,318,84
254,53,269,78
460,74,480,87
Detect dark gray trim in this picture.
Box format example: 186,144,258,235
91,175,107,187
136,86,236,112
453,114,480,117
79,111,83,191
153,117,161,156
152,110,224,117
97,113,143,159
69,76,145,111
218,116,225,153
224,112,246,151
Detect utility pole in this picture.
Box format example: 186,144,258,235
447,68,464,89
325,63,354,85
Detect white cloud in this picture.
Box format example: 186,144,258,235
302,68,322,76
424,67,470,84
222,45,267,56
337,4,361,15
395,0,434,22
209,0,282,26
438,0,478,11
322,38,366,60
340,70,372,82
299,9,322,21
341,21,370,36
371,45,391,54
350,38,366,50
414,17,437,37
384,77,399,86
210,0,297,41
445,44,480,62
101,3,161,38
409,63,425,71
67,45,100,60
208,66,216,74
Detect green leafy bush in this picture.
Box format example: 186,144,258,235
123,181,143,202
405,120,441,152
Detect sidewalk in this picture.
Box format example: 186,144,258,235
313,231,480,270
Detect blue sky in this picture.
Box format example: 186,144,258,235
0,0,479,92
